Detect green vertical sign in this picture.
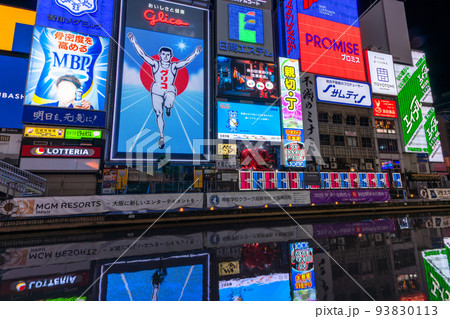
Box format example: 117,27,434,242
422,250,450,301
423,107,441,160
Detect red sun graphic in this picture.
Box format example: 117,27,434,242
351,191,358,198
139,55,189,96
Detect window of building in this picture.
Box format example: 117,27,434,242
318,112,328,123
334,135,345,146
360,117,370,127
362,137,372,148
378,138,398,153
375,119,396,133
347,136,358,147
320,134,330,145
346,115,356,125
332,114,343,124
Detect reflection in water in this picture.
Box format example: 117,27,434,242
0,213,449,301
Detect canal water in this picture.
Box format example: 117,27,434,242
0,213,449,301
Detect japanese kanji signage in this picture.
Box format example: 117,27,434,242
366,51,397,96
423,107,444,162
300,73,320,155
36,0,114,38
216,0,274,62
373,98,397,118
279,57,305,167
22,105,105,127
290,241,316,301
422,249,450,301
316,76,372,107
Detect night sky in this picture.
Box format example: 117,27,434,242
2,0,448,104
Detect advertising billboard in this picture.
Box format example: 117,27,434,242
35,0,114,38
422,249,450,301
98,253,210,301
217,101,281,142
423,107,444,162
216,0,274,62
111,0,209,162
366,51,397,96
0,5,35,54
0,55,28,129
217,56,278,99
373,98,397,118
21,145,102,158
316,76,372,107
279,57,305,167
290,241,316,301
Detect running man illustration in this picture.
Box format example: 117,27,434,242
127,32,203,149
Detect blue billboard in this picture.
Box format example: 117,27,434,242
0,55,28,129
36,0,114,38
111,0,210,162
217,101,282,142
22,105,105,127
297,0,359,27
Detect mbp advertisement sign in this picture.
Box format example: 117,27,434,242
23,26,108,127
366,51,397,96
111,0,210,162
279,57,305,167
35,0,114,38
216,0,274,62
283,0,365,81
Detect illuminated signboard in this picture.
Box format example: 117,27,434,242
373,99,397,118
217,101,281,142
316,76,372,107
0,5,35,54
290,242,316,301
422,249,450,301
423,107,444,162
36,0,114,38
46,296,87,301
24,127,65,138
65,129,102,139
279,57,305,167
217,56,278,100
111,0,210,162
0,55,28,129
21,145,101,158
216,0,274,62
284,0,365,81
366,51,397,96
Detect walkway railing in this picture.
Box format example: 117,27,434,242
0,160,47,197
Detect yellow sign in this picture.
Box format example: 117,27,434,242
0,5,36,52
218,261,240,276
116,168,129,190
24,127,65,139
218,143,237,155
194,169,203,188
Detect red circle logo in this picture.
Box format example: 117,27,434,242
351,191,358,198
16,282,26,292
35,147,45,155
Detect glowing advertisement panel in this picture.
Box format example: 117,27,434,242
217,101,281,142
217,56,278,100
373,98,397,118
297,14,365,81
366,51,397,96
316,76,371,107
36,0,114,38
290,242,316,301
111,0,209,162
0,55,28,129
423,107,444,162
219,274,290,301
99,253,210,301
297,0,359,27
279,57,305,167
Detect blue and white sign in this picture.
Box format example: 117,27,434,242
366,51,397,96
0,55,28,129
217,101,282,142
22,105,105,127
36,0,114,37
316,76,372,107
297,0,360,27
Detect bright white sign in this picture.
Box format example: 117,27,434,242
316,76,372,107
367,51,397,96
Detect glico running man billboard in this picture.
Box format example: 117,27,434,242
111,0,210,162
283,0,365,81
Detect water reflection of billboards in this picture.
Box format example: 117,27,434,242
290,242,316,301
219,274,290,301
217,56,278,99
98,253,210,301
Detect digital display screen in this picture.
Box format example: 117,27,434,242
290,241,316,301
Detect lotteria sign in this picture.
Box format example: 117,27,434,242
21,145,101,158
283,0,365,81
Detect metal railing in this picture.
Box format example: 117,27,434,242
0,160,47,196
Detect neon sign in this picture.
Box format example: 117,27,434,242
143,10,190,27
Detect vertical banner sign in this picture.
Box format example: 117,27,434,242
290,242,316,301
300,73,320,159
283,0,300,59
396,52,431,153
423,107,444,162
111,0,209,162
279,57,305,167
366,51,398,96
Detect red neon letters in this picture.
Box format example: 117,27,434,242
144,10,190,27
